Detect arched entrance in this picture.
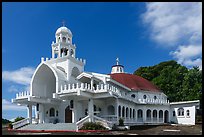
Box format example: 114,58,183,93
164,110,169,123
65,106,72,123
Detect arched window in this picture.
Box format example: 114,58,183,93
146,109,151,118
154,96,157,100
126,107,129,118
130,108,132,118
70,100,74,108
178,108,184,116
137,109,143,118
173,111,176,117
159,110,163,118
122,106,125,117
50,108,55,117
153,110,157,118
133,109,135,118
186,110,190,117
118,106,121,117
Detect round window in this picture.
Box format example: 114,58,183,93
143,95,147,99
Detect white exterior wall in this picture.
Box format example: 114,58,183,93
137,91,167,103
170,105,196,125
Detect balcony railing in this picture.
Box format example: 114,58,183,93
58,83,121,96
15,91,30,99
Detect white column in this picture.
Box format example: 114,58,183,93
157,110,159,123
73,100,78,123
27,104,32,124
88,98,94,122
39,104,45,123
143,107,146,123
135,109,137,122
58,44,61,57
52,47,55,58
91,78,93,91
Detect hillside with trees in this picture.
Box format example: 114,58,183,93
133,60,202,106
2,118,11,125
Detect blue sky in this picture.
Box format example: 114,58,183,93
2,2,202,120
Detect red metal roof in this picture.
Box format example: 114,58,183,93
110,73,161,92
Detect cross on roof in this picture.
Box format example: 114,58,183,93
62,20,66,27
116,57,119,65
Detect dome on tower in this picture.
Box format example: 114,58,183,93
55,26,72,37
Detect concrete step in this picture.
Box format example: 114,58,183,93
19,123,77,131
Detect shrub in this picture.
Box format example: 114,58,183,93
14,117,24,122
119,118,124,126
80,122,107,130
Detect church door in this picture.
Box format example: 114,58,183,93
65,106,72,123
164,110,169,123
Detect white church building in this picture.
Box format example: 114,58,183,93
12,25,200,131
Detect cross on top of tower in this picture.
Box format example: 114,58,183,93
116,57,119,65
62,20,66,27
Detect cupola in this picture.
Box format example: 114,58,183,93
111,58,124,74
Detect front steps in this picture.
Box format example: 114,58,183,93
19,123,77,131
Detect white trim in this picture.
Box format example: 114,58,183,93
170,100,200,105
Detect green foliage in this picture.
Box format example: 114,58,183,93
14,117,25,122
80,122,107,130
2,118,11,125
134,60,202,105
119,118,124,126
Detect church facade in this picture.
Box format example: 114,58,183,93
12,25,200,130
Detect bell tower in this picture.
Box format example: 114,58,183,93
51,24,76,58
111,58,124,74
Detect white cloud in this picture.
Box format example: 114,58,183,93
170,45,202,61
2,99,27,111
142,2,202,69
183,58,202,70
8,85,30,93
8,85,19,92
142,2,202,45
2,67,35,85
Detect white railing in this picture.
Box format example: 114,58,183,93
100,115,117,122
159,118,163,122
16,91,30,99
76,115,90,130
12,118,30,129
137,98,169,105
93,115,113,129
137,118,143,122
59,83,121,96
